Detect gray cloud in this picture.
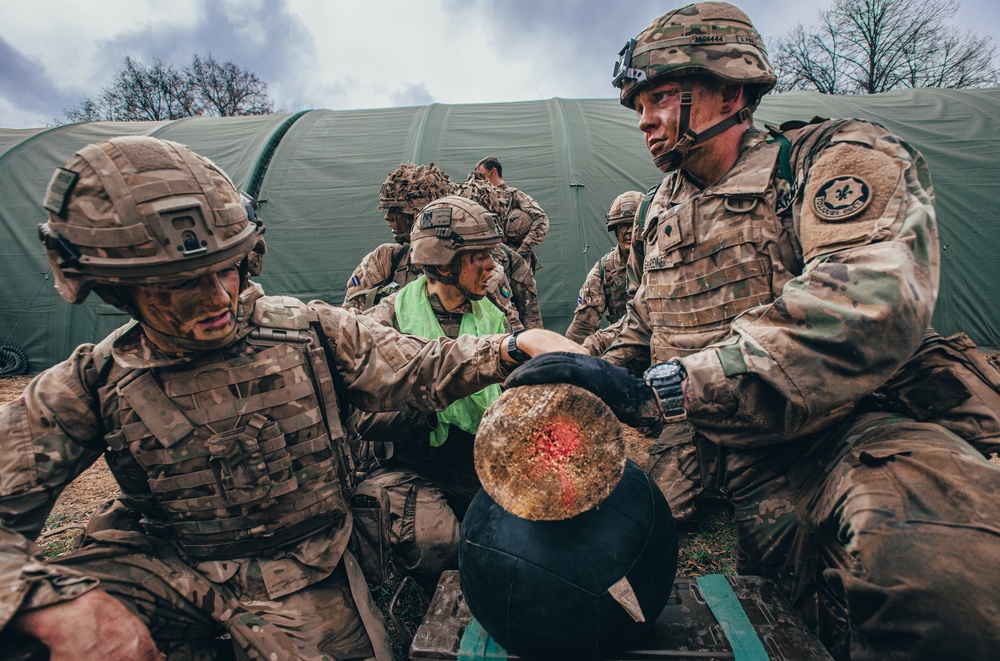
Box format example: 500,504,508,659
0,36,78,117
390,83,436,108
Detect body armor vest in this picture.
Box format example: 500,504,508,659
100,296,354,560
601,247,629,324
640,138,803,362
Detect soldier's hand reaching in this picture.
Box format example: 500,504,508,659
505,352,663,428
11,588,164,661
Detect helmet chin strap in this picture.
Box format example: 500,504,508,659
652,79,754,173
424,264,486,302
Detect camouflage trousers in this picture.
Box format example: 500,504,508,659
645,420,721,524
728,411,1000,660
359,433,480,578
40,505,382,660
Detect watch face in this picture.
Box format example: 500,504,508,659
647,361,682,381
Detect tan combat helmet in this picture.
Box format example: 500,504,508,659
606,191,644,232
611,2,777,171
410,195,502,268
378,163,454,216
39,136,264,305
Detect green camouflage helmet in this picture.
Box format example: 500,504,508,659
613,1,776,109
39,136,264,304
410,195,503,267
378,163,454,216
606,191,644,231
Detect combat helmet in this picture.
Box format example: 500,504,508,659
606,191,644,232
612,2,776,170
39,136,264,305
410,195,503,268
378,163,454,216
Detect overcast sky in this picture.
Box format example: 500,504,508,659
2,0,998,129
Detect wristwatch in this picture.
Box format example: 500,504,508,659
506,330,530,364
643,359,687,420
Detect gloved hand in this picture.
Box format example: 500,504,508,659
505,352,662,428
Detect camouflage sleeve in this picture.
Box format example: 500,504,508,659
362,292,398,329
626,219,646,298
504,249,543,330
565,260,605,344
343,244,396,309
582,317,625,357
0,348,107,628
602,286,653,370
682,120,938,446
485,267,523,333
310,301,509,412
512,189,549,252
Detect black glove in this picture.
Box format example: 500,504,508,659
505,352,661,428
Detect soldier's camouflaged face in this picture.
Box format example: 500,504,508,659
130,262,242,344
378,163,454,216
616,2,776,109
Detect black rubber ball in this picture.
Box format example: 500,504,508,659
459,459,678,659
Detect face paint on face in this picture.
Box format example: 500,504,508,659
456,249,496,299
131,264,241,343
385,208,414,244
615,224,633,251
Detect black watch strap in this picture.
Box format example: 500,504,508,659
643,359,687,420
507,330,530,364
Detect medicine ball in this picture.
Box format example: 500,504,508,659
459,460,677,659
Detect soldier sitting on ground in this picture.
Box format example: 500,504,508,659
0,136,579,661
354,196,513,581
506,2,1000,660
565,191,643,348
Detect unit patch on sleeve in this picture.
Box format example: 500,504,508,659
799,142,905,262
812,176,871,221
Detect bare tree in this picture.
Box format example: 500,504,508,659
189,54,274,116
772,0,1000,94
62,54,273,123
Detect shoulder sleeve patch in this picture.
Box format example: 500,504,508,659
799,142,905,262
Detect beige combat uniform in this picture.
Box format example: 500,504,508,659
565,243,629,344
0,284,510,660
500,185,549,270
607,120,1000,658
343,242,527,331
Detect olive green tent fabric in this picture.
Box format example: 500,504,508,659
2,88,998,370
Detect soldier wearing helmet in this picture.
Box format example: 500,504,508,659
354,196,512,579
474,156,549,272
506,3,1000,658
343,163,527,331
1,137,581,660
565,191,643,347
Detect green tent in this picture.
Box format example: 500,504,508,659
2,88,999,370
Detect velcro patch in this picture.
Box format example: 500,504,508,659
800,143,905,262
43,167,79,216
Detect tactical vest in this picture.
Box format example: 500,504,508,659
640,138,803,362
600,247,629,324
100,296,355,560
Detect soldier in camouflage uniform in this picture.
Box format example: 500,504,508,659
343,163,527,331
506,3,1000,659
0,137,577,660
355,197,511,578
454,174,544,329
474,156,549,271
565,191,643,345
